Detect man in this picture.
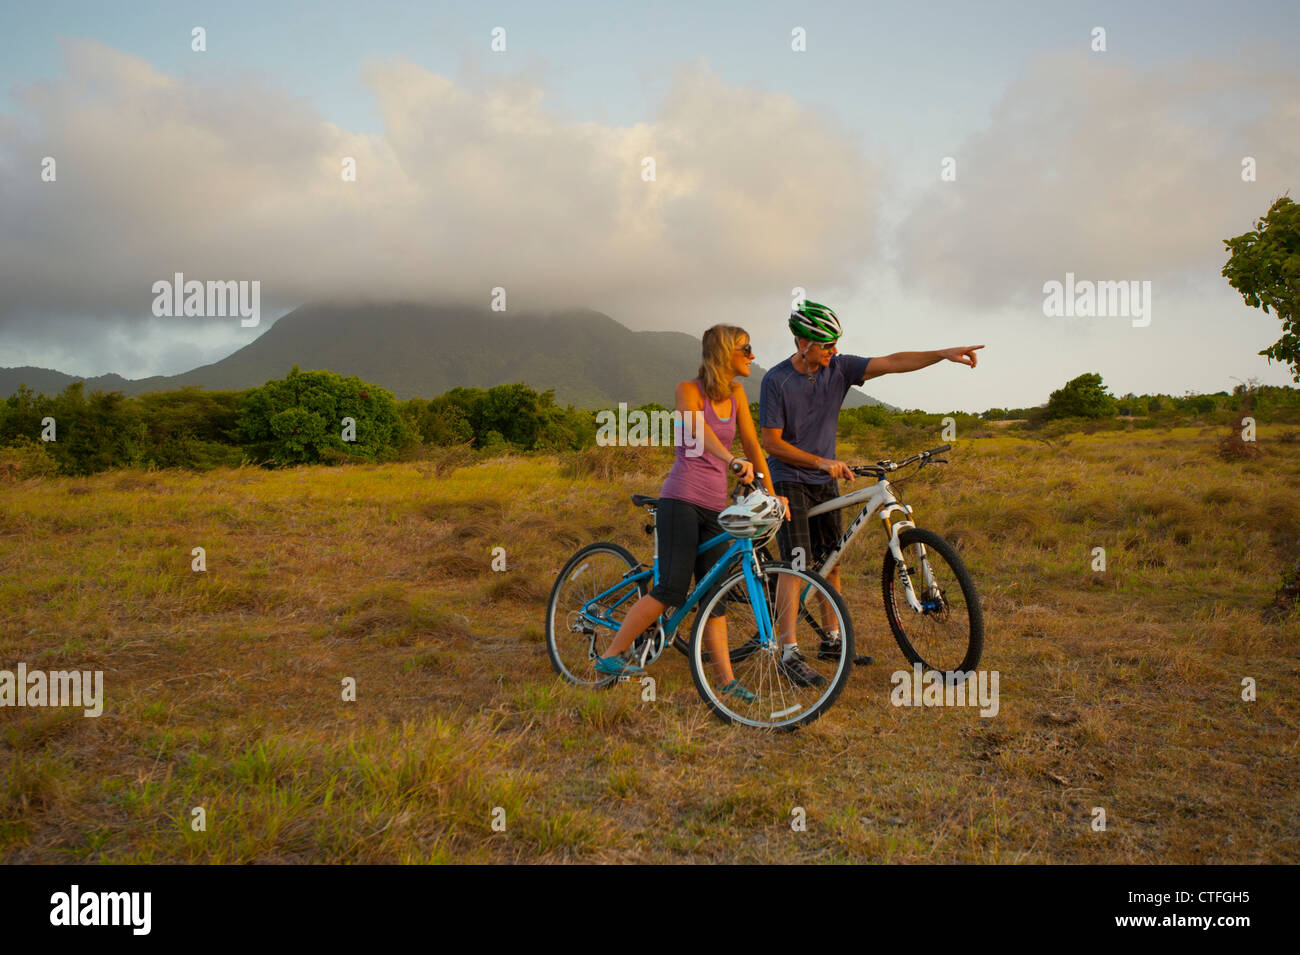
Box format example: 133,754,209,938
759,300,983,686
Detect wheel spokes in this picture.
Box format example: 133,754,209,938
896,546,970,672
695,566,849,729
549,548,641,685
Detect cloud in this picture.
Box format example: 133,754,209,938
0,40,881,342
893,50,1300,308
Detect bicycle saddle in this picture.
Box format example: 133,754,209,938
630,494,659,509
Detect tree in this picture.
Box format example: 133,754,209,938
133,387,246,469
469,383,593,451
0,383,49,444
413,394,476,447
1223,195,1300,381
475,383,550,448
34,383,147,475
237,366,410,466
1045,372,1117,420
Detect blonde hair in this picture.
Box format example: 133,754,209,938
697,324,748,401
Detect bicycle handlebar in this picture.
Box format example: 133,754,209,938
730,458,769,500
851,444,951,477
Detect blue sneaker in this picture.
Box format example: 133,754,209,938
718,679,756,703
594,655,645,677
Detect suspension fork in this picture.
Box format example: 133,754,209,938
882,502,929,613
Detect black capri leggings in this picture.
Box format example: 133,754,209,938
648,498,730,617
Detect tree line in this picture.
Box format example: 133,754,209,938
0,366,603,476
2,365,1297,477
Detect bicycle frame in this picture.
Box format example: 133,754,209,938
802,476,933,614
574,529,779,652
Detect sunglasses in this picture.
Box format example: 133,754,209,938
735,344,754,357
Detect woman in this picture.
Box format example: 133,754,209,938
595,325,789,701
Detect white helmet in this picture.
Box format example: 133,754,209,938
719,489,785,541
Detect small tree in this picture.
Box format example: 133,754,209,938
39,383,147,475
237,366,410,466
414,395,475,446
1220,378,1263,460
0,384,49,444
1223,195,1300,381
1045,373,1116,420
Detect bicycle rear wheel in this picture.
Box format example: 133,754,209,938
689,561,853,730
882,527,983,674
545,542,646,687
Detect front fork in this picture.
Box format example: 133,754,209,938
882,502,935,614
742,547,778,650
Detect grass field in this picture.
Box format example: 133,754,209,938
2,424,1298,863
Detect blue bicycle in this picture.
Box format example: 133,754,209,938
544,481,854,729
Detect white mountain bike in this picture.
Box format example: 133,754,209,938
767,444,983,676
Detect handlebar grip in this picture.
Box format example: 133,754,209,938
730,459,765,483
930,444,952,454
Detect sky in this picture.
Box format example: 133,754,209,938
1,0,1297,412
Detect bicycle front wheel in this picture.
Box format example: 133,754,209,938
545,542,646,687
882,527,983,674
689,561,853,730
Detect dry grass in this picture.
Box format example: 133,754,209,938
1,427,1298,863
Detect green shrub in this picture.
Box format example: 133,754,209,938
1045,373,1117,420
0,436,61,480
31,384,147,476
237,366,412,467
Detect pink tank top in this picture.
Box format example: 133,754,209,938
659,379,736,513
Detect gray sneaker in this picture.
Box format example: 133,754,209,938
818,635,873,666
778,647,827,687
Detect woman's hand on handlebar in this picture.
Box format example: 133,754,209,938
729,457,755,484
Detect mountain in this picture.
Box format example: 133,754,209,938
0,303,892,410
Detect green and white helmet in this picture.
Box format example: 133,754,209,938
789,300,842,343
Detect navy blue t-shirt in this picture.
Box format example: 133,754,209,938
760,353,871,485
